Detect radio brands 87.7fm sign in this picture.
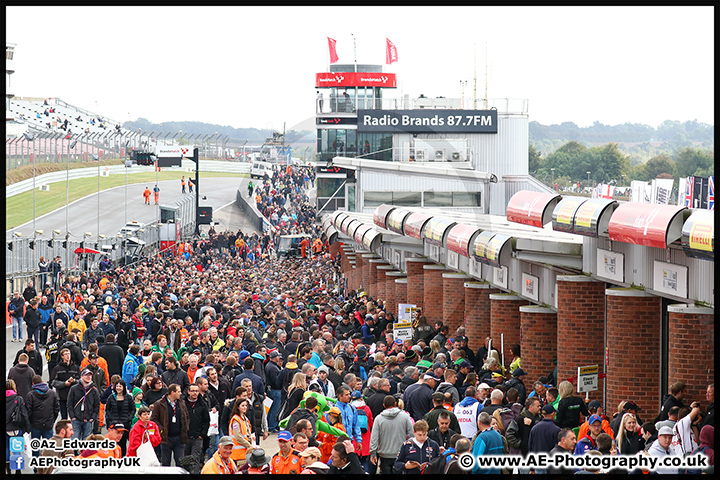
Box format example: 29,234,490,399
357,109,498,134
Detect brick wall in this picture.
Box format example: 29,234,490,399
442,273,470,335
489,294,528,363
557,276,606,402
354,254,366,291
394,278,408,318
368,259,388,300
520,306,558,384
423,265,448,325
667,304,715,406
606,289,661,415
360,253,379,292
406,258,433,311
464,282,499,352
376,265,395,304
384,271,405,318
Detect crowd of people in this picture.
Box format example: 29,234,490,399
6,163,715,475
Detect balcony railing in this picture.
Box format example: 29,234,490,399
317,97,528,115
318,147,475,165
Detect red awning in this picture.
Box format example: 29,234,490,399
354,224,373,245
385,207,412,235
423,217,457,246
403,212,433,239
608,202,688,249
373,204,396,230
446,223,482,257
506,190,562,228
74,247,102,255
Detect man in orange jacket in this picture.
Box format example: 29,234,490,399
143,187,151,205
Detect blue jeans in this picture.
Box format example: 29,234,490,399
12,316,23,341
27,326,40,345
31,427,53,461
71,419,94,441
161,435,185,466
267,389,282,431
205,434,218,462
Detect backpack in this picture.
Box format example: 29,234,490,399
683,446,709,475
11,398,29,433
356,407,368,433
423,451,451,475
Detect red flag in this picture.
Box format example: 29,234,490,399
386,37,398,64
327,37,339,64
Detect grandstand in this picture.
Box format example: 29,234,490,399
7,96,128,137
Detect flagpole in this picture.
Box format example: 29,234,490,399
473,43,477,109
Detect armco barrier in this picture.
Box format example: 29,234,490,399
6,160,250,198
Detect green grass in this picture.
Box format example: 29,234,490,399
6,171,248,229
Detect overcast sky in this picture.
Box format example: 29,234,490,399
6,6,714,133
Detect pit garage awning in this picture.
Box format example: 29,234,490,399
552,197,618,236
681,209,714,260
403,212,434,239
446,223,483,257
608,202,689,249
472,230,513,268
506,190,562,228
373,204,396,230
423,217,457,246
384,207,412,235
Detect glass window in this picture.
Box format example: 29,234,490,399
317,177,345,198
424,191,452,207
453,192,481,206
364,191,393,207
347,184,356,212
392,191,421,206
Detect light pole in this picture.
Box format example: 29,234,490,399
550,168,555,185
460,80,467,109
242,139,248,162
587,171,591,187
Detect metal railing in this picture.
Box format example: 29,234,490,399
6,191,197,292
317,96,529,115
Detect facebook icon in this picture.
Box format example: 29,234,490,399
10,454,25,471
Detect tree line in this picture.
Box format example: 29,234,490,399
530,142,714,186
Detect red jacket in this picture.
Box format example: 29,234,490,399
127,420,161,457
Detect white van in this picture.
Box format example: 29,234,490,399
250,161,275,179
118,220,146,236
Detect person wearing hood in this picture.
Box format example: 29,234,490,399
369,394,414,474
695,424,714,470
67,368,101,441
6,379,30,475
453,386,484,439
122,344,143,386
350,390,374,473
8,352,36,400
505,396,542,456
26,374,60,453
61,332,84,367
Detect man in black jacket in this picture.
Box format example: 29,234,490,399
184,383,210,466
98,333,125,378
162,357,190,394
67,368,100,440
26,374,60,442
13,339,44,378
366,377,391,420
328,439,365,474
49,348,80,419
265,350,284,432
24,299,42,346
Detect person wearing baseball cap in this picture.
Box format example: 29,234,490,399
578,400,614,440
104,423,126,458
403,371,439,422
526,404,562,457
201,435,238,474
270,430,303,474
573,413,603,455
647,426,680,474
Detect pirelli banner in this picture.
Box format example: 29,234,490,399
357,109,498,134
681,210,714,260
